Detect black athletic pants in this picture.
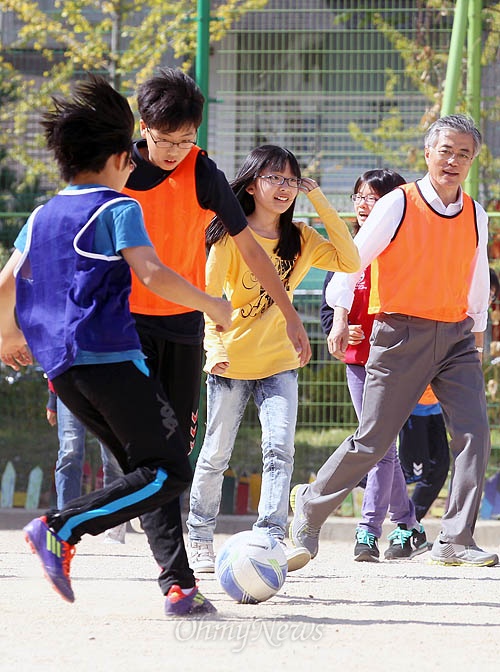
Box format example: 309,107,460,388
398,413,450,522
134,330,204,590
50,361,193,594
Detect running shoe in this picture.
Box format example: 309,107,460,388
23,516,76,603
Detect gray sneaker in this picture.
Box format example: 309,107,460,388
430,539,499,567
188,540,215,573
289,484,320,559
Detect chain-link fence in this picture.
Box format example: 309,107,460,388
1,0,500,485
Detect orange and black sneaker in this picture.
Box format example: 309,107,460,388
164,584,217,617
23,516,76,603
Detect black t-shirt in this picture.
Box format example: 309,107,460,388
126,141,247,344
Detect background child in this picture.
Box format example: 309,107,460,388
398,386,450,523
187,145,359,572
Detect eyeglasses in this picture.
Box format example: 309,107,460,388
258,174,302,188
147,128,197,149
429,147,473,164
351,193,378,206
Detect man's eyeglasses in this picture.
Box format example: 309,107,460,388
147,128,197,150
258,174,302,188
429,147,473,164
351,193,378,206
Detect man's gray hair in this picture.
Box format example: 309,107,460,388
424,114,482,158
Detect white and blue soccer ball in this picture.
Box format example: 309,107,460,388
215,530,287,604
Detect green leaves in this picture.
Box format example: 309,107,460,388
0,0,265,191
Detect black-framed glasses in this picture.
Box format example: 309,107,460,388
351,193,378,205
258,174,302,188
147,127,197,150
429,146,473,164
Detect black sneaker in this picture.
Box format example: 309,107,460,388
354,528,379,562
410,524,431,558
384,523,429,560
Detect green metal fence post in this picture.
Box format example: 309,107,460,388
441,0,469,117
195,0,210,151
190,1,210,468
464,0,482,200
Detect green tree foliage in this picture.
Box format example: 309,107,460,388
0,0,268,188
347,0,500,201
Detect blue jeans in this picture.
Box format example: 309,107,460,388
55,398,123,508
187,370,298,541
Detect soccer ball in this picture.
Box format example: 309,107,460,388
215,530,287,604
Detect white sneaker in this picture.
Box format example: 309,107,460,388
188,540,215,573
103,523,126,544
279,541,311,572
430,539,499,566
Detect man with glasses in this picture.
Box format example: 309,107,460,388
121,68,314,612
290,114,499,568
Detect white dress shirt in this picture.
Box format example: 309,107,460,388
325,173,490,332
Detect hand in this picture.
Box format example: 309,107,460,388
348,324,365,346
211,361,230,375
298,177,319,194
286,313,312,367
46,409,57,427
206,297,232,332
327,316,350,360
0,333,33,371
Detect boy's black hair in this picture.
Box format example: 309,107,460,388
206,145,303,261
137,67,204,132
41,75,135,182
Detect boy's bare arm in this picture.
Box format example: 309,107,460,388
231,227,312,366
0,250,33,369
123,246,232,331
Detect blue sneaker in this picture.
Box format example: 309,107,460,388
23,516,76,603
164,584,217,617
289,484,320,559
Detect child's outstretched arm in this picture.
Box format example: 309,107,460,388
124,246,232,331
299,178,360,273
231,227,311,367
0,250,33,370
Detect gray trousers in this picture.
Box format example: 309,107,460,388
303,314,490,545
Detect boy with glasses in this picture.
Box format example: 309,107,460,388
122,69,320,597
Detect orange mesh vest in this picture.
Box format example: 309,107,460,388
368,182,478,322
418,384,438,405
125,147,214,316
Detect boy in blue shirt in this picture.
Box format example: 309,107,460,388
0,75,231,616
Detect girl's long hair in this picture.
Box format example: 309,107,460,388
206,145,303,260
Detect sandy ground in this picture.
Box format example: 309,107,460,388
0,510,499,672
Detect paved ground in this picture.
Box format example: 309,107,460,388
1,509,499,671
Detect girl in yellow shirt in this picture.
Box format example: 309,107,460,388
187,145,359,573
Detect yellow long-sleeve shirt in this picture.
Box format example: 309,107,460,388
204,187,359,379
